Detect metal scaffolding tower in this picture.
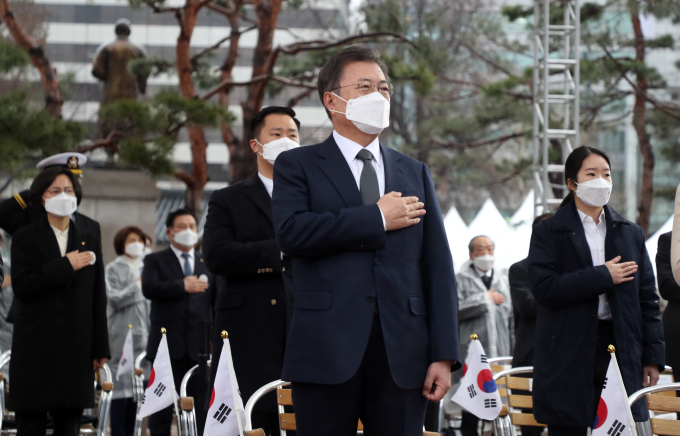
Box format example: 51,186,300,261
533,0,581,216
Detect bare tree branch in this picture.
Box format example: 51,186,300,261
200,74,316,100
287,87,315,107
458,39,513,76
277,31,417,56
77,130,124,153
431,132,524,149
190,25,257,65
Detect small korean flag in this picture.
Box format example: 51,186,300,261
592,346,637,436
137,333,177,419
451,335,502,420
116,328,134,381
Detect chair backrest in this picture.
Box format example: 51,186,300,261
493,366,546,429
488,356,512,400
629,382,680,436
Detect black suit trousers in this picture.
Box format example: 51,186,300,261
149,354,204,436
16,409,82,436
291,315,427,436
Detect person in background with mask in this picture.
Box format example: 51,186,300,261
105,226,151,436
0,233,11,361
202,106,298,435
447,235,512,436
528,146,664,435
142,208,214,436
271,45,461,436
10,167,109,435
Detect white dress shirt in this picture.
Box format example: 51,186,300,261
170,244,195,276
258,172,274,198
333,130,386,229
51,225,69,257
577,209,611,320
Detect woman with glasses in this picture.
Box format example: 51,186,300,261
10,167,110,436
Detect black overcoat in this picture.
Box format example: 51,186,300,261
655,232,680,370
10,216,110,411
202,172,293,411
528,202,664,426
509,258,537,368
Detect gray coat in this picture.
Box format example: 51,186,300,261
456,259,514,361
105,256,150,399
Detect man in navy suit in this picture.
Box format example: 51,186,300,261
142,208,214,436
272,45,461,436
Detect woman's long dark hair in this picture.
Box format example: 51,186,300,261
558,146,612,209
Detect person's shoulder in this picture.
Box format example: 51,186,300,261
211,179,247,200
144,249,170,264
509,258,528,274
382,146,422,168
659,231,672,246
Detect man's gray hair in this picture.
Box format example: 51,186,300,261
468,235,494,252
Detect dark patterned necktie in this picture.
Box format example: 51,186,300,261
356,149,380,205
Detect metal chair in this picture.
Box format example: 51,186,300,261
178,365,199,436
243,379,440,436
0,350,113,435
491,366,546,436
628,382,680,436
133,352,146,436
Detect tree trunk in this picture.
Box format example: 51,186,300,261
228,0,283,185
176,0,209,216
630,3,653,236
0,0,62,116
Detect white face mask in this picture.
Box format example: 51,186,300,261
329,91,390,134
257,137,300,164
125,241,145,258
43,192,78,217
173,229,198,248
575,178,612,207
473,254,494,272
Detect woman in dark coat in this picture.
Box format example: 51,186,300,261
10,167,110,436
528,146,664,435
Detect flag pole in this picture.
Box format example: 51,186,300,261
222,331,244,436
161,328,182,424
608,345,637,436
129,324,135,398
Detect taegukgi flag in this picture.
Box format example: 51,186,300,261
204,331,245,436
138,333,177,419
451,335,502,420
593,346,637,436
116,327,134,381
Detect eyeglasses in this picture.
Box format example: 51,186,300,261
47,187,74,196
334,79,394,97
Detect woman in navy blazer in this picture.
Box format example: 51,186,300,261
528,146,664,435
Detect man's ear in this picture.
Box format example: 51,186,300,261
324,92,335,114
249,139,260,154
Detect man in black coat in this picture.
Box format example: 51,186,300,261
202,106,299,435
656,232,680,383
142,209,214,436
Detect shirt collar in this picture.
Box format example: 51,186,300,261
170,244,194,259
333,130,382,168
258,172,274,198
474,265,492,278
50,224,69,236
577,208,606,226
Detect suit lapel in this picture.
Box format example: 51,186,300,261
37,216,62,261
382,145,405,194
604,206,626,263
244,172,273,224
165,248,185,279
67,219,81,253
194,252,208,277
316,136,363,208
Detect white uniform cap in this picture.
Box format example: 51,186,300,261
36,152,88,175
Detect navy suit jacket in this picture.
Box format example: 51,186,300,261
142,248,215,362
272,134,461,389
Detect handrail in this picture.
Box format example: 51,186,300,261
493,366,534,381
180,365,198,398
628,382,680,407
134,351,147,369
0,350,11,371
244,380,291,430
488,356,513,366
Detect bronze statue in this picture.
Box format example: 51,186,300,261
92,19,148,139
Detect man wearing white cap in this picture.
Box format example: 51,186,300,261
0,153,100,238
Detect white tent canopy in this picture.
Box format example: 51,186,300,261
444,206,470,272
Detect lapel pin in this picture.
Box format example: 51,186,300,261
200,258,204,262
81,242,85,245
